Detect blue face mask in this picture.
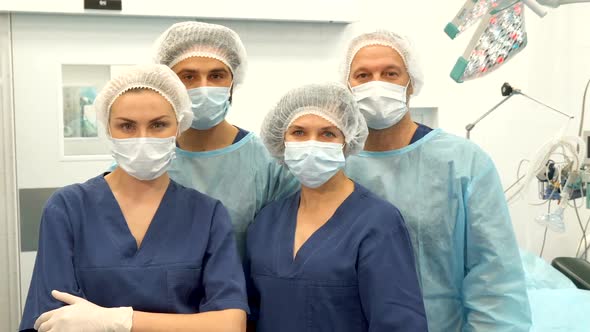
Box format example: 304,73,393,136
187,86,231,130
284,140,345,188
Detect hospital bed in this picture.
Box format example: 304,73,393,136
520,250,590,331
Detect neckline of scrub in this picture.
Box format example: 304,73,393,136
277,182,366,277
358,128,443,158
175,132,255,158
97,175,176,258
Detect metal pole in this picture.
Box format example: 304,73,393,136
517,91,574,119
465,94,515,139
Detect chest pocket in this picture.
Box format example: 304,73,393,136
167,267,203,313
307,284,366,332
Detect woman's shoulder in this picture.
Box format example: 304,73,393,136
353,183,406,231
45,174,107,208
169,179,223,209
249,190,299,231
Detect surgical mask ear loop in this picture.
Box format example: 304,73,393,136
404,80,411,109
228,81,235,104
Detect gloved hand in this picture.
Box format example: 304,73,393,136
34,290,133,332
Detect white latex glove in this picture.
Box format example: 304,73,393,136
34,290,133,332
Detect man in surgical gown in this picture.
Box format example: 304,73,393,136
343,30,532,331
152,22,299,256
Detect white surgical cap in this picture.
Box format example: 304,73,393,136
342,30,424,96
153,21,248,85
94,64,193,134
261,82,368,163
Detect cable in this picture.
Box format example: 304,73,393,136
576,214,590,259
572,196,588,259
506,136,584,204
540,201,551,258
578,79,590,259
578,78,590,137
539,228,549,258
583,217,590,260
581,236,590,259
504,175,526,194
503,159,529,194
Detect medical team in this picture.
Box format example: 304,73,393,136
19,22,531,332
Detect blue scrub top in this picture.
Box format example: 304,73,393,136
245,183,427,332
410,123,433,144
19,175,249,331
232,126,249,144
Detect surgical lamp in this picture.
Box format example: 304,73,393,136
445,0,590,83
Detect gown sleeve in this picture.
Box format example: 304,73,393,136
462,160,532,331
257,149,299,212
198,201,250,313
19,194,84,331
357,207,428,332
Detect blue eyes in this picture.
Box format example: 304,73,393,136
290,130,337,138
117,121,169,132
293,130,305,136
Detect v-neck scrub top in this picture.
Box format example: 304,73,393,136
245,183,427,332
19,175,249,331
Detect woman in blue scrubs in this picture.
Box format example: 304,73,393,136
20,64,248,332
245,83,427,332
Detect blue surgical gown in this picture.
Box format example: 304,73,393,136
19,175,249,331
168,132,299,257
245,183,428,332
346,129,532,332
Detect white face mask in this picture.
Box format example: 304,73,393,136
187,86,231,130
110,136,176,181
351,81,409,130
284,140,345,189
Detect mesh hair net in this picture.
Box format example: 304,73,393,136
342,30,424,96
153,21,248,85
94,64,193,135
261,82,368,163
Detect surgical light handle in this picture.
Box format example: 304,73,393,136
536,0,590,8
522,0,548,17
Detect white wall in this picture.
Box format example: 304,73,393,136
0,0,359,23
12,14,352,189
